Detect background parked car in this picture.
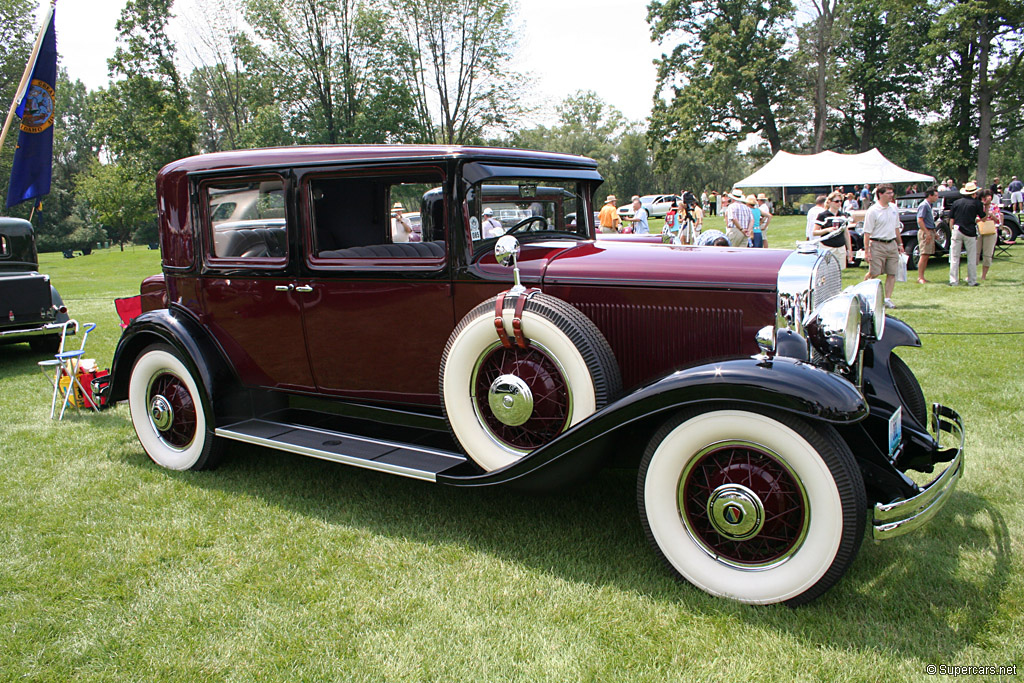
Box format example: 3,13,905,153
0,217,72,352
617,194,680,219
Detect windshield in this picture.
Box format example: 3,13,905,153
896,198,922,210
468,179,589,244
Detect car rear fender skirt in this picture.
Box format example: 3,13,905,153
437,355,867,489
108,305,241,424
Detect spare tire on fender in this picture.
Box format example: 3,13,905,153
440,292,621,472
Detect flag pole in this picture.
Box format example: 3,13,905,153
0,1,56,156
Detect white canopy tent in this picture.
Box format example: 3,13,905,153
733,149,934,189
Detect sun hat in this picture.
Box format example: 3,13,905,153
729,188,745,201
757,193,767,200
744,194,756,206
483,207,493,215
391,202,405,211
605,195,617,204
960,181,979,195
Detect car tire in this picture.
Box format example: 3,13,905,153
890,352,928,426
29,335,62,354
936,224,951,252
997,223,1015,244
440,293,621,472
904,236,919,263
637,407,866,605
128,343,223,471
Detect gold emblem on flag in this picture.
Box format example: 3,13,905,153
20,79,55,134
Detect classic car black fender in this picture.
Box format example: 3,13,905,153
438,354,868,489
107,305,242,422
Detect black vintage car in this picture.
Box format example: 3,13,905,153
848,191,1021,263
0,217,72,352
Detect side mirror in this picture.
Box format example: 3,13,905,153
494,234,525,294
494,234,520,268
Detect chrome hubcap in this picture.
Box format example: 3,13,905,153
487,374,534,426
706,483,765,541
150,395,173,432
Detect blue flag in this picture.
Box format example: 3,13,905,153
6,11,57,209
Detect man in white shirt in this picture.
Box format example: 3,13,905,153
482,207,504,238
805,195,826,240
863,183,904,308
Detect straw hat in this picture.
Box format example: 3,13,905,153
744,194,757,206
391,202,405,212
960,181,979,195
757,193,768,201
729,188,746,201
605,195,617,204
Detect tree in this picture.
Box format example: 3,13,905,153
648,0,804,159
926,0,1024,184
802,0,841,153
828,0,930,165
242,0,421,144
75,161,154,249
388,0,524,144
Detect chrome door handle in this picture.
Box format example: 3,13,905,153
295,285,314,293
274,284,294,292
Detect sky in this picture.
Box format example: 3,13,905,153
41,0,666,127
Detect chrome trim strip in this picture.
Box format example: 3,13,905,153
216,419,466,483
872,404,965,539
0,321,70,338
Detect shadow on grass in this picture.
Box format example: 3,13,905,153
116,437,1011,662
0,343,62,379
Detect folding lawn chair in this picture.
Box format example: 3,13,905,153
114,295,142,329
37,321,99,420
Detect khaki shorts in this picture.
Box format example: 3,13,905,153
979,232,997,267
868,239,899,277
726,226,747,247
918,228,935,255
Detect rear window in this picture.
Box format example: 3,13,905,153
203,177,287,263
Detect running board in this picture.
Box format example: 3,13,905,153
216,418,467,482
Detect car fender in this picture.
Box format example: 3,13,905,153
108,305,240,422
439,355,867,489
49,285,71,325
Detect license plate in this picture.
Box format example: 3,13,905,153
888,406,902,458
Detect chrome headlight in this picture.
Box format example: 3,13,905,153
803,293,862,366
844,279,885,341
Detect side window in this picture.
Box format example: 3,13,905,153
0,235,8,257
308,172,445,263
204,178,287,261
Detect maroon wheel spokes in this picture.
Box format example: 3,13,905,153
472,342,571,451
147,372,197,449
678,443,809,568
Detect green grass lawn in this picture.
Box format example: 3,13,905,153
1,235,1022,681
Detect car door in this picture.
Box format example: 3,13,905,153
297,166,455,406
198,174,316,391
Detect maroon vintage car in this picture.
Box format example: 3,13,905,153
104,145,964,605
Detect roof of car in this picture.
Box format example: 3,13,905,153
0,217,33,237
159,145,598,177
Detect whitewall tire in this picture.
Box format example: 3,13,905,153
128,344,223,471
638,408,865,605
440,293,620,472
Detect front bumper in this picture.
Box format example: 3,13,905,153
872,404,964,540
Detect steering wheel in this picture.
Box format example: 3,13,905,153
505,215,548,235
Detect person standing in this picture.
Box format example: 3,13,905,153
746,195,763,247
842,192,859,214
598,194,620,234
700,190,708,214
813,193,853,268
863,183,904,308
979,189,1002,281
482,207,505,238
806,195,827,240
663,201,678,242
948,181,984,286
623,195,650,234
859,184,871,209
915,187,938,284
756,194,772,247
725,189,752,247
1007,175,1023,214
709,191,718,216
391,203,413,242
